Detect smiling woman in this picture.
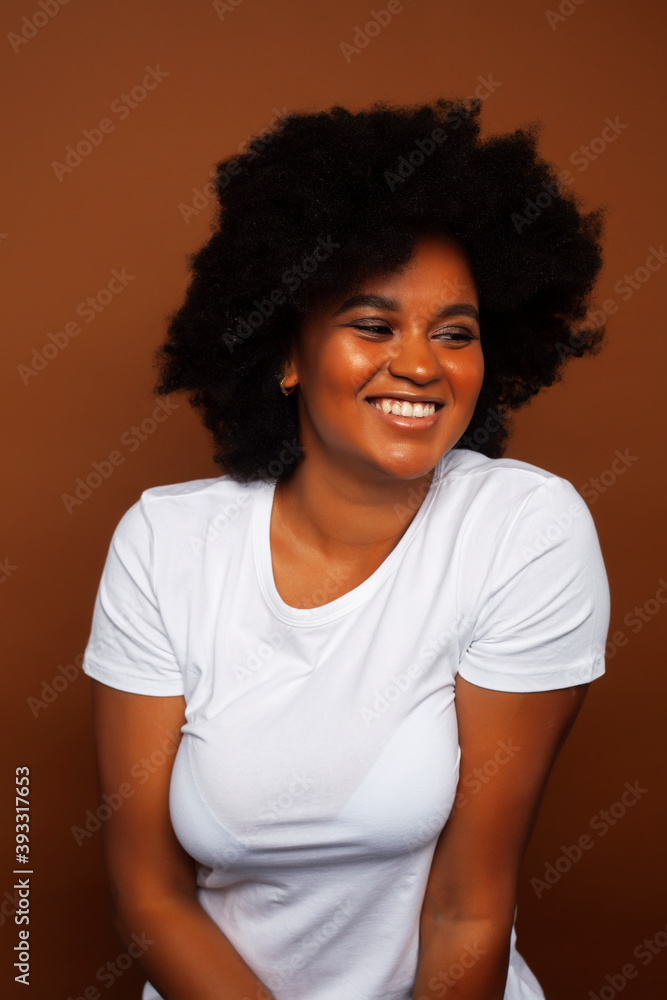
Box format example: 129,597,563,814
282,238,483,477
267,236,486,606
81,97,611,1000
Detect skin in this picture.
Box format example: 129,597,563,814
273,235,485,607
91,234,591,1000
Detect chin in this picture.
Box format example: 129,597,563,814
366,449,445,482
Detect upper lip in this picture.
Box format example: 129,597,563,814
365,392,445,406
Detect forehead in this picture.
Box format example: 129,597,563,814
344,236,478,309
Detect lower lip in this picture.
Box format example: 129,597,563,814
365,399,442,430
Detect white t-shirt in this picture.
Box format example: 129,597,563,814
82,446,610,1000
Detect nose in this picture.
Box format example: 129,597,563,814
386,328,441,384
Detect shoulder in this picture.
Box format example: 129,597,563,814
438,446,564,490
431,448,597,555
109,474,268,553
437,446,583,510
140,473,266,517
140,472,255,504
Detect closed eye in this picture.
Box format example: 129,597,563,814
350,324,392,335
434,329,476,342
351,324,476,342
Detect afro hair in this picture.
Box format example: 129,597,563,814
153,96,606,483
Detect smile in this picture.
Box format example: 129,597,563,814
365,396,443,425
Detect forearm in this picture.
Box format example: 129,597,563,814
114,893,276,1000
412,915,512,1000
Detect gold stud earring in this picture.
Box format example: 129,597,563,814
279,375,296,396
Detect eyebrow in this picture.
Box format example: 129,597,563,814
331,293,480,323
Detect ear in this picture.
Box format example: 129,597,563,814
280,352,299,390
276,365,296,394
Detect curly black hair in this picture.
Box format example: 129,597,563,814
153,96,606,483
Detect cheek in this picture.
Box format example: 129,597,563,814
346,343,398,394
445,349,485,393
318,343,388,397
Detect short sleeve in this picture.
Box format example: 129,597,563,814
457,475,610,692
82,495,185,696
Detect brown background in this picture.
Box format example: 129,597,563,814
1,0,665,997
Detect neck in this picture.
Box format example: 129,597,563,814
273,450,437,557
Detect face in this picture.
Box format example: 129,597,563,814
283,235,484,484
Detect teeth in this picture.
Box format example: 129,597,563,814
370,397,437,418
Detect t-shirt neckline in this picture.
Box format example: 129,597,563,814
252,452,451,627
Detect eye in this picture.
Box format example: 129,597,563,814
349,323,477,342
350,323,392,336
433,327,476,342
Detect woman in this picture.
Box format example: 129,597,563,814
83,97,611,1000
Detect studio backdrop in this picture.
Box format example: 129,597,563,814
1,0,665,998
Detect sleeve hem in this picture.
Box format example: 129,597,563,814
457,653,606,692
82,660,185,697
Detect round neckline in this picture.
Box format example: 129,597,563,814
252,453,451,627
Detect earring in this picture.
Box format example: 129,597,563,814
279,375,296,396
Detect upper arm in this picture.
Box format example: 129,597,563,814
421,674,590,925
90,679,196,916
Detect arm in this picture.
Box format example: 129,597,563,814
412,675,590,1000
91,679,276,1000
